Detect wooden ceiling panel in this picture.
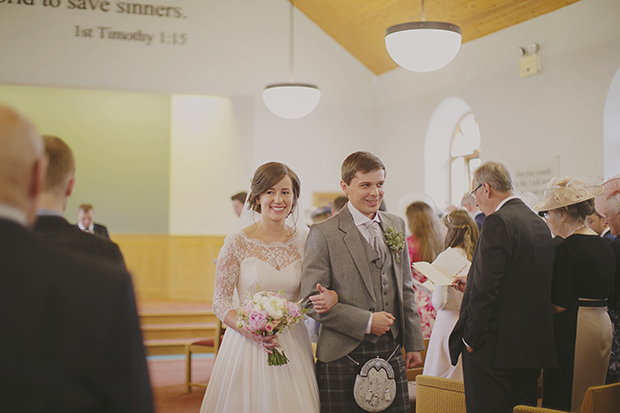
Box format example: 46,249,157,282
292,0,581,75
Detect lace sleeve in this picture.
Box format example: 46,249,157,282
212,233,242,321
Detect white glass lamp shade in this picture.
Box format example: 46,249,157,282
263,83,321,119
385,22,462,72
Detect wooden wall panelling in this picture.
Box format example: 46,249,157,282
167,236,226,302
112,234,169,300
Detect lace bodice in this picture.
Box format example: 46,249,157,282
212,230,307,321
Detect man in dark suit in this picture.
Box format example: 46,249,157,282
586,211,616,242
0,105,153,413
449,161,557,413
35,135,126,270
302,151,424,412
77,203,111,239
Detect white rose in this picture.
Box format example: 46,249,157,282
263,297,284,319
255,292,270,305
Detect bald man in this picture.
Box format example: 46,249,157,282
0,105,153,413
35,136,126,270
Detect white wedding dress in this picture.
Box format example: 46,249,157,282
200,230,320,413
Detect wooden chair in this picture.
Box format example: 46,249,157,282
513,382,620,413
185,321,223,392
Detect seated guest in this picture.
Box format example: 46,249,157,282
77,203,110,238
35,135,126,270
331,194,348,215
535,177,614,412
586,210,615,242
423,210,479,381
230,191,247,217
595,175,620,384
0,105,153,413
461,192,485,230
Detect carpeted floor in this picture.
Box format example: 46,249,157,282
148,355,214,413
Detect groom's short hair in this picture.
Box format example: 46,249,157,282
341,151,385,185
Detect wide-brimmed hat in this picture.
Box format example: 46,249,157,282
533,177,603,212
595,175,620,216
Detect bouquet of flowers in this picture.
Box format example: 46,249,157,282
237,289,305,366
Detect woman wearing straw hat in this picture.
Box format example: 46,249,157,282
534,177,614,412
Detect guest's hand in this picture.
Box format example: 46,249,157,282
405,352,423,369
310,283,338,313
370,311,395,336
452,275,467,293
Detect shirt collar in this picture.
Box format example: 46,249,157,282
37,208,64,217
495,195,520,212
0,203,28,226
347,202,381,227
77,222,94,231
601,227,611,237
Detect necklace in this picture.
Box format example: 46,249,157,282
568,224,585,237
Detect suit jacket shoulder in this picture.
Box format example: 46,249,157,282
35,215,125,270
0,219,153,412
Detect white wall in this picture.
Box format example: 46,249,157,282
0,0,378,234
376,0,620,210
1,0,619,231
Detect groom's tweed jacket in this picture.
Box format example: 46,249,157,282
301,205,425,363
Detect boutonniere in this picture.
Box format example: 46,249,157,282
384,222,405,263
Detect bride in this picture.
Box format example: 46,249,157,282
200,162,336,413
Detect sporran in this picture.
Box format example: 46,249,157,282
348,345,400,412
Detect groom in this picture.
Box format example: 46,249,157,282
301,151,424,412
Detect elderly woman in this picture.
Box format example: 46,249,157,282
534,177,615,412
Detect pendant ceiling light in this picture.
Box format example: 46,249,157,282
385,0,462,73
263,0,321,119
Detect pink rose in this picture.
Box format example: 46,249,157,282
286,301,301,318
245,300,254,312
248,310,268,332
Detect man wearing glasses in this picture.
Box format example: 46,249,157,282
449,161,557,413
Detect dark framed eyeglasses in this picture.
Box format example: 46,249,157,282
538,211,550,219
470,183,484,199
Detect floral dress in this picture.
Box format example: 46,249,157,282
407,234,436,339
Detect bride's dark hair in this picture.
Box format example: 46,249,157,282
248,162,301,214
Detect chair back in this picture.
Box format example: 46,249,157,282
415,375,466,413
580,382,620,413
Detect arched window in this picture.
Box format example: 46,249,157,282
450,113,481,204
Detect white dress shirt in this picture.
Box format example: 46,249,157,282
346,202,380,334
0,203,27,226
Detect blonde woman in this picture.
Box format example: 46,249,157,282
422,210,479,380
406,201,444,338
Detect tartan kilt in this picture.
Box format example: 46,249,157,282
316,333,409,413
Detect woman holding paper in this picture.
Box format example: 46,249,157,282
422,210,479,380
